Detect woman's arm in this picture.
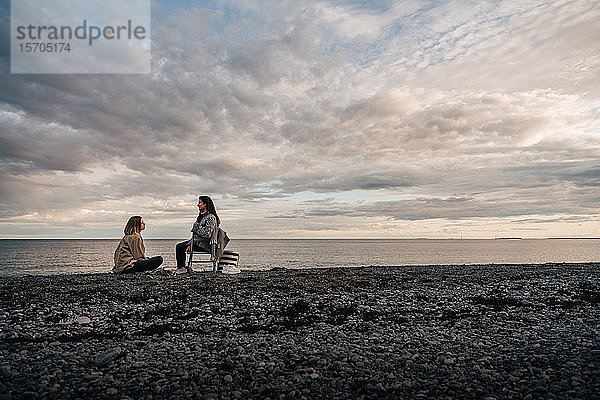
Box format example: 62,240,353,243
192,214,217,239
130,234,147,260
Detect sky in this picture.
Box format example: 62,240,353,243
0,0,599,239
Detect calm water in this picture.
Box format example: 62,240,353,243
0,239,598,276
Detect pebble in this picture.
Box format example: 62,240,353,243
94,347,123,366
75,316,91,324
0,264,598,399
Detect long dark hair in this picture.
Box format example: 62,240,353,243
198,195,220,225
124,216,143,235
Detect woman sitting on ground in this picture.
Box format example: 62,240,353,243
113,216,163,274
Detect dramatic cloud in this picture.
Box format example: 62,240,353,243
0,0,599,238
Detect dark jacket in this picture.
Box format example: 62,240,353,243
191,212,230,261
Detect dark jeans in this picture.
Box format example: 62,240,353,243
122,256,163,273
176,240,209,269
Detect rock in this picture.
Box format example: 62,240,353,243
75,316,91,324
1,265,599,399
94,347,123,366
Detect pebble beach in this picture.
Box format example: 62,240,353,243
1,263,599,399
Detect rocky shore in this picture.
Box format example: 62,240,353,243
1,263,599,399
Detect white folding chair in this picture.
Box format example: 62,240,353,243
186,234,239,272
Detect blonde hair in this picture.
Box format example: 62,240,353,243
124,216,143,235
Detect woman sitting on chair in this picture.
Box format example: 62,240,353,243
113,216,163,274
175,195,229,274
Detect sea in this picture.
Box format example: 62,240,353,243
0,238,599,277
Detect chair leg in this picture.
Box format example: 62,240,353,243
187,248,196,272
187,250,192,270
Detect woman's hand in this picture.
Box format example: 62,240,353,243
185,245,191,253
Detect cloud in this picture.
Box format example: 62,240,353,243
0,0,599,237
412,0,600,94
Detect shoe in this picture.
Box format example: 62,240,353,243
221,265,241,275
174,268,188,275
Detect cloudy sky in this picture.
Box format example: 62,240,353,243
1,0,599,239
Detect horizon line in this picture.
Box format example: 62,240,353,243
2,237,600,240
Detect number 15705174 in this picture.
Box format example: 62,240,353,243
19,42,72,52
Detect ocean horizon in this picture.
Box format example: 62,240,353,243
1,238,599,277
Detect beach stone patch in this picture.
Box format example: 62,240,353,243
93,346,123,366
0,263,599,399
